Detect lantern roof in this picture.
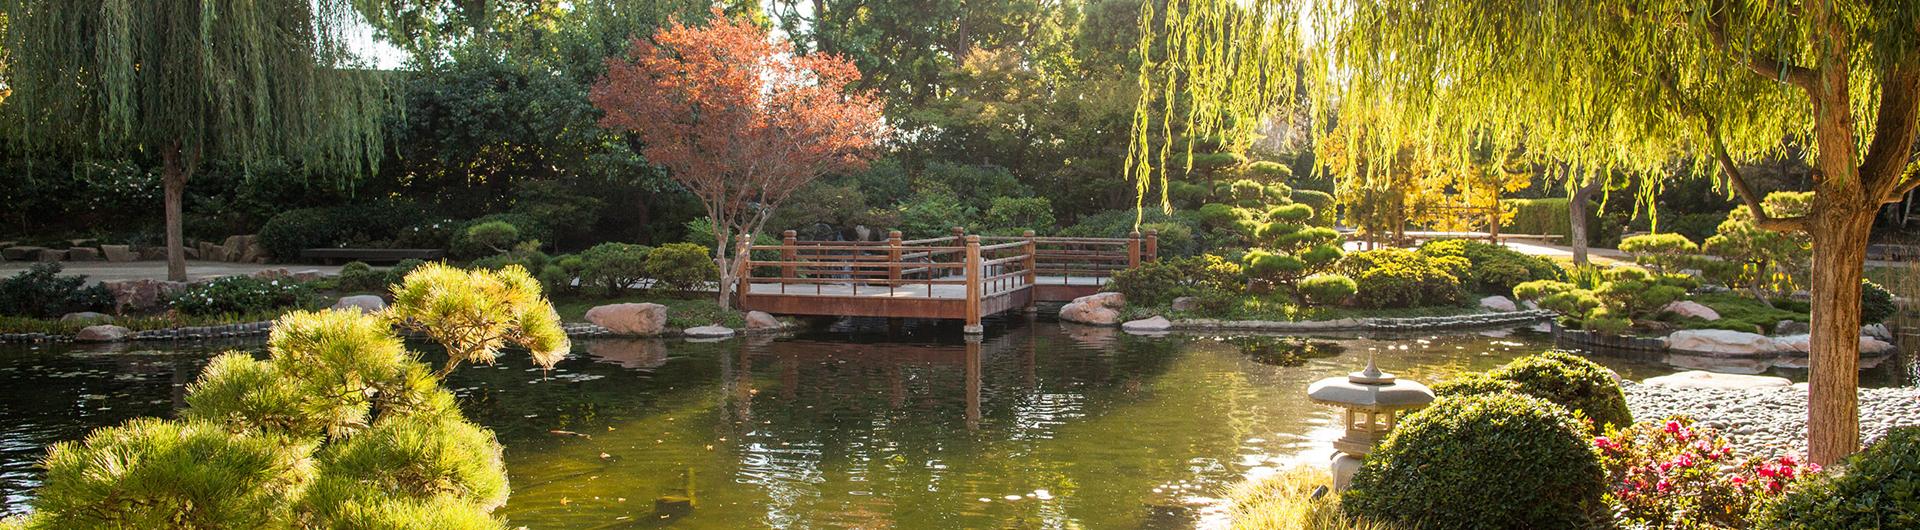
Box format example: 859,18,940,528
1307,356,1436,410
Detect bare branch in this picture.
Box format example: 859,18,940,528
1706,119,1810,232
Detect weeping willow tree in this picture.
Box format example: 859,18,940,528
1133,0,1920,465
0,1,393,281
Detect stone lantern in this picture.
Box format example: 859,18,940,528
1307,355,1435,490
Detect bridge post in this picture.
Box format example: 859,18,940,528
887,230,903,282
1145,230,1159,261
1022,230,1038,313
964,235,983,334
780,230,799,280
1127,230,1142,268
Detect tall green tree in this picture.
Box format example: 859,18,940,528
0,1,395,281
1136,0,1920,464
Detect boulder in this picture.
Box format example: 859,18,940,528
1058,292,1125,326
1,246,45,261
36,249,67,262
292,270,326,282
182,247,200,260
1478,295,1517,312
1641,370,1792,389
684,325,736,339
60,312,113,323
66,247,101,261
1862,336,1898,355
1775,320,1811,336
251,268,294,281
1121,316,1172,334
1170,296,1198,312
744,310,782,330
1661,300,1721,321
331,295,387,314
138,247,168,261
1863,323,1894,341
100,279,189,313
75,325,132,342
585,303,669,336
1666,329,1788,356
99,244,137,262
1771,334,1897,355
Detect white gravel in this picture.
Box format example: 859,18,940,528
1622,381,1920,458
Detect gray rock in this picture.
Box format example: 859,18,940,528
1642,370,1792,389
36,249,67,262
1059,292,1125,326
100,279,190,313
1775,320,1810,335
684,325,736,339
60,312,113,323
1171,296,1198,312
1121,316,1172,334
1478,295,1517,312
1863,323,1894,341
331,295,388,314
744,310,782,330
75,325,132,342
1,246,46,261
585,303,668,336
66,247,101,261
1662,300,1721,321
1667,329,1789,356
99,244,137,262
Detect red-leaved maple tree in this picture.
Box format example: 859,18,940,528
590,10,887,307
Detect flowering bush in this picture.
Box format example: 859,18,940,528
169,276,322,316
1597,417,1817,528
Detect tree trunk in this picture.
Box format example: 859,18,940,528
1805,206,1875,465
1569,175,1604,266
160,144,191,282
715,228,734,311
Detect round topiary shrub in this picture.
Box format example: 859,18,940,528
1430,372,1522,397
1297,274,1356,305
1341,393,1608,529
1488,351,1632,431
642,242,720,294
1108,259,1185,307
1759,426,1920,529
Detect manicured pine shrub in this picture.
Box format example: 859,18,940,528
0,263,112,318
1417,239,1561,296
1341,393,1608,529
1617,233,1700,275
1107,259,1187,307
643,242,719,294
1486,351,1633,432
1429,372,1522,397
1759,426,1920,529
1336,248,1462,308
1297,274,1357,306
1861,279,1899,324
577,242,651,295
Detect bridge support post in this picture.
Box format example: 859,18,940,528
964,235,983,334
1145,230,1159,261
1127,231,1142,268
780,230,798,280
887,230,903,283
1022,230,1038,313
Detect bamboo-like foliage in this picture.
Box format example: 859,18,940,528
0,0,392,176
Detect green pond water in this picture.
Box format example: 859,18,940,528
0,318,1693,528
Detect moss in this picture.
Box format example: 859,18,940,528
1683,292,1807,334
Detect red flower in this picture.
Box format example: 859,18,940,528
1656,480,1672,493
1664,420,1683,434
1766,480,1784,493
1729,476,1748,487
1779,455,1797,467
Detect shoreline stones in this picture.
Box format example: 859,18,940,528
1169,310,1553,333
585,303,668,336
1665,329,1789,357
75,325,131,342
683,325,736,340
1478,295,1517,312
1121,316,1172,334
744,311,782,331
331,295,387,314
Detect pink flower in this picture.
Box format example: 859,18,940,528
1729,476,1748,487
1805,463,1822,474
1779,455,1798,467
1674,454,1695,468
1656,480,1672,493
1664,420,1683,434
1766,480,1784,493
1758,465,1777,478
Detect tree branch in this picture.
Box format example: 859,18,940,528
1703,3,1816,89
1706,120,1810,232
1862,62,1920,204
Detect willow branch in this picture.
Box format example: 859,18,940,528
1703,4,1816,89
1706,122,1808,232
1892,160,1920,202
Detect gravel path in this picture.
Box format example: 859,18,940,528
1622,381,1920,458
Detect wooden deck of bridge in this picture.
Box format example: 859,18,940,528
731,228,1157,333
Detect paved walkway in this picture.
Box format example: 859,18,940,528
0,260,344,284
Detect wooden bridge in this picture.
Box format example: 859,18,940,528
731,228,1157,333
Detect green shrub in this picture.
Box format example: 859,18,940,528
258,201,427,260
1760,426,1920,529
1487,351,1632,431
1337,249,1462,308
1342,393,1607,529
1418,239,1561,295
1196,203,1247,229
1171,254,1246,293
169,275,322,316
1430,372,1522,397
468,242,551,275
981,196,1056,235
1862,279,1899,324
1141,222,1197,257
896,189,979,239
578,242,651,295
1618,233,1700,274
1108,259,1186,307
0,263,112,318
643,243,718,293
336,261,388,293
462,221,522,253
1500,198,1574,238
1290,189,1336,227
28,418,309,529
1297,274,1356,305
447,213,552,260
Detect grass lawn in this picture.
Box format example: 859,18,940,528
549,291,746,329
1675,292,1809,334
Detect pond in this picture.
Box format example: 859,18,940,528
0,317,1738,528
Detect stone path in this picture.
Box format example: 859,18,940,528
1623,380,1920,458
0,260,344,284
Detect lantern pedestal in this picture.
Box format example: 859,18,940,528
1307,356,1435,491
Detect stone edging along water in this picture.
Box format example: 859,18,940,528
0,320,788,344
1159,309,1556,333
